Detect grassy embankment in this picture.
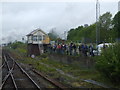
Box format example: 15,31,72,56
6,44,114,88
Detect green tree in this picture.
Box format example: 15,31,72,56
99,12,112,30
67,24,96,43
67,12,117,43
9,41,26,50
96,43,120,84
98,12,112,42
112,11,120,38
48,29,59,41
67,26,84,42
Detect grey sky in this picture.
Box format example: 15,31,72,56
1,1,119,43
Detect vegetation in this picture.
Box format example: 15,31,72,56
7,41,27,56
48,29,59,41
95,43,120,85
67,24,96,43
5,11,120,88
67,11,120,43
6,42,102,87
112,11,120,39
20,55,102,88
6,40,120,87
66,11,120,87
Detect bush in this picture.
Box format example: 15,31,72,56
95,43,120,84
10,41,26,49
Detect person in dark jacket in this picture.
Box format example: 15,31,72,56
89,44,94,56
84,44,88,56
73,44,77,55
78,44,81,54
69,43,73,55
81,43,85,56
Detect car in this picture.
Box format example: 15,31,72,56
93,43,112,55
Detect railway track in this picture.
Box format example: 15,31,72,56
1,52,67,89
1,54,40,89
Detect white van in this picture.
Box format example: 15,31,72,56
93,43,112,55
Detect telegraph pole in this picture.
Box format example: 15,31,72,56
96,0,100,45
96,0,100,55
64,31,67,40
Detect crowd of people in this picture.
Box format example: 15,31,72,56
47,43,95,57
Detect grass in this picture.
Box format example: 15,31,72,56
6,46,118,88
20,55,103,87
17,54,116,88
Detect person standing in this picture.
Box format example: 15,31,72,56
66,44,69,55
73,44,77,55
78,44,82,54
69,43,73,55
81,43,85,56
84,44,88,56
89,44,94,57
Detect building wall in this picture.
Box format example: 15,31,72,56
27,44,43,56
32,41,43,44
27,31,50,44
27,30,50,56
27,44,49,56
27,36,33,43
43,36,50,44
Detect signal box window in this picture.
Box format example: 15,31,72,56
38,36,42,41
43,35,46,40
33,36,37,41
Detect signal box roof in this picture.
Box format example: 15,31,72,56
26,28,47,36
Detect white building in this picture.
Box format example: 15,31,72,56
26,28,50,56
27,28,50,45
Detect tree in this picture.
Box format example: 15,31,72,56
48,29,59,41
67,28,76,41
67,24,96,43
112,11,120,38
67,12,117,43
99,12,112,30
98,12,112,42
67,26,84,42
10,41,24,49
96,43,120,84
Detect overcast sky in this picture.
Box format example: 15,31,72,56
1,0,120,43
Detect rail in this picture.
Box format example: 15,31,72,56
1,54,41,89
